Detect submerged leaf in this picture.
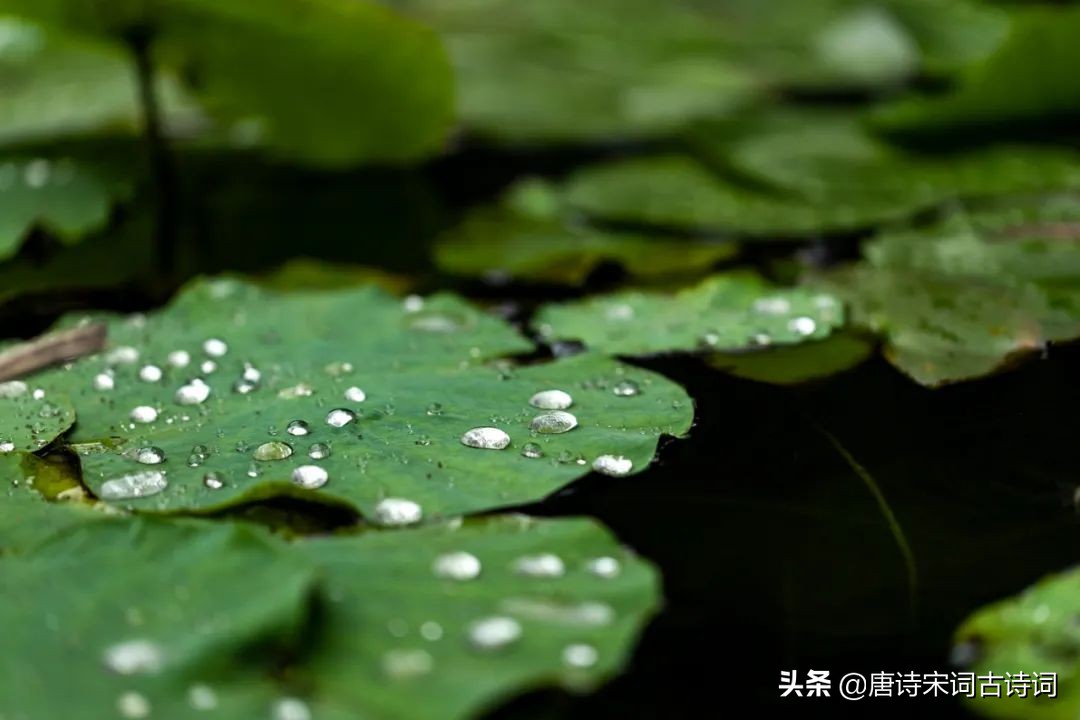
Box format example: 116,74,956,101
534,273,843,356
29,278,692,518
707,332,873,385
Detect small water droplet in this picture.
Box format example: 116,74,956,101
0,440,15,453
425,402,443,416
103,639,164,675
612,380,640,397
372,497,422,526
530,411,578,434
556,450,587,466
432,551,482,581
200,360,217,374
278,382,314,399
286,419,310,436
167,350,190,368
99,471,168,499
592,454,633,477
562,643,598,669
175,379,211,405
754,296,791,314
343,386,366,403
420,621,443,641
521,442,544,459
324,361,354,377
117,691,151,719
106,346,140,365
403,295,424,312
126,446,166,465
308,442,331,460
202,338,228,357
514,553,565,578
253,441,293,461
528,389,573,410
138,365,163,383
130,406,158,424
93,372,115,391
382,648,434,679
789,316,817,336
187,683,218,711
749,332,773,347
468,616,522,651
461,427,510,450
271,697,311,720
326,408,357,428
585,556,621,579
291,465,328,490
203,472,224,490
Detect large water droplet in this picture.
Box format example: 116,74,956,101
432,551,481,581
103,639,164,675
468,616,522,651
202,338,228,357
788,316,817,336
166,350,190,368
175,379,211,405
562,643,598,669
0,380,28,398
291,465,328,490
521,442,543,459
99,471,168,499
528,389,573,410
529,411,578,434
514,553,565,578
138,365,163,383
343,386,366,403
592,454,633,477
326,408,357,428
373,498,422,526
611,380,640,397
308,442,331,460
253,441,293,461
286,419,310,436
130,406,158,424
461,427,511,450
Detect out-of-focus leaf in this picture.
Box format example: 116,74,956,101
0,155,133,258
434,179,736,285
0,453,106,552
823,199,1080,386
255,259,414,294
535,273,843,356
0,0,454,164
878,5,1080,136
953,567,1080,720
707,332,873,385
29,278,691,518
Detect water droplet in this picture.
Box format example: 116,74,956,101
271,697,311,720
126,446,166,465
291,465,328,490
253,441,293,461
514,553,565,578
106,346,140,365
556,450,587,465
408,311,464,333
324,361,354,377
326,408,357,428
187,445,209,467
382,648,434,679
420,621,443,641
585,556,621,579
286,420,310,436
372,497,422,526
749,332,773,347
166,350,190,368
461,427,510,450
754,296,791,314
247,463,260,478
521,442,544,459
425,402,443,416
432,551,481,581
528,389,573,410
403,295,424,312
530,411,578,434
592,454,633,477
241,363,261,384
308,442,331,460
103,639,164,675
93,372,115,391
117,691,151,719
611,380,640,397
789,316,817,336
0,380,28,398
562,643,598,669
499,597,614,626
24,158,50,188
138,365,163,383
468,616,522,651
278,383,314,399
175,379,211,405
232,379,257,394
99,471,168,500
343,386,366,403
203,472,224,490
31,388,44,400
200,360,217,374
0,440,15,453
202,338,228,357
188,683,217,711
130,406,158,424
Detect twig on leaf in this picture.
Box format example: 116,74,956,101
0,324,107,381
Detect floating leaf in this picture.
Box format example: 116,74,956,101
434,179,736,285
534,273,843,356
1,0,454,165
0,155,133,259
953,567,1080,720
707,332,873,385
29,278,691,518
823,200,1080,386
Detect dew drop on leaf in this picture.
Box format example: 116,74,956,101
461,427,511,449
343,386,366,402
102,639,164,675
592,454,633,477
585,556,621,579
128,446,166,465
130,406,158,424
788,316,817,336
514,553,565,578
0,381,27,398
286,419,310,436
521,442,544,459
138,365,163,383
99,471,168,499
308,442,331,459
372,497,423,526
528,389,573,410
611,380,640,397
562,643,599,669
187,684,217,711
202,338,228,357
326,408,358,428
253,441,293,461
381,648,434,679
291,464,329,490
468,616,522,651
432,551,482,581
93,372,115,391
175,379,211,405
271,697,312,720
116,691,151,719
529,411,578,434
166,350,190,368
203,472,224,490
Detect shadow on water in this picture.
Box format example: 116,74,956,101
490,347,1080,719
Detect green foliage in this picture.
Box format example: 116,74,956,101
954,567,1080,719
0,381,74,451
535,273,843,356
434,178,736,284
29,278,691,518
824,198,1080,386
707,332,873,385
